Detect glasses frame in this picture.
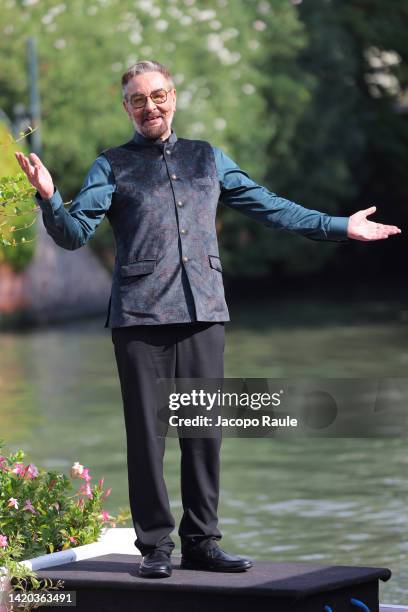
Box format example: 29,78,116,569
127,88,174,110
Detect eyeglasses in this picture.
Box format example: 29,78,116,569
127,88,173,109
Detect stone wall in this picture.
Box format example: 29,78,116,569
0,221,112,327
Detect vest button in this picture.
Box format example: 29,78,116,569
171,173,177,180
177,201,184,207
180,229,188,235
166,150,171,154
182,256,189,263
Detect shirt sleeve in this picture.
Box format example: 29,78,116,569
213,146,349,242
35,155,115,250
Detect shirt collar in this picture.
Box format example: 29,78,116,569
132,129,177,147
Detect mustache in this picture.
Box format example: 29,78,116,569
143,113,164,121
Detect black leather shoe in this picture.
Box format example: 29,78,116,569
139,550,172,578
180,543,253,572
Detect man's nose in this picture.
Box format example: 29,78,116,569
144,95,157,111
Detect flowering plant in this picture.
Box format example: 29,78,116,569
0,440,121,608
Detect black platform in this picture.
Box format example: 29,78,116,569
35,553,391,611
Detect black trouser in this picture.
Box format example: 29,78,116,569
111,323,224,555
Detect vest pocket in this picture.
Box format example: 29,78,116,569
120,260,156,278
209,255,222,273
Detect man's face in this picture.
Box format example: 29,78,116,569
123,71,177,140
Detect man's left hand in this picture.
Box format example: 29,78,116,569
347,206,401,241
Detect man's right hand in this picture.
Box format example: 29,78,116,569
15,152,55,200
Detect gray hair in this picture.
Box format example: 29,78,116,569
121,60,174,97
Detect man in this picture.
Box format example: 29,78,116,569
15,60,400,579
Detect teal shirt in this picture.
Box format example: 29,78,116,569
35,132,349,250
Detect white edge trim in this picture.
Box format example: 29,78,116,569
1,528,138,573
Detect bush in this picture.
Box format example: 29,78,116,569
0,441,117,562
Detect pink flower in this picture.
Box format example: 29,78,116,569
103,488,112,499
23,499,36,514
98,477,105,488
100,510,110,522
69,536,77,544
78,483,92,499
0,535,8,548
79,468,91,483
0,456,8,472
7,497,19,509
12,462,26,477
26,464,39,479
76,498,84,509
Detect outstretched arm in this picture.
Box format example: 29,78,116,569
15,152,115,250
213,147,401,242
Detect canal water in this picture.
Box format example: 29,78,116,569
0,297,407,604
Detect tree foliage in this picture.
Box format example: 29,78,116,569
0,0,406,278
265,0,408,277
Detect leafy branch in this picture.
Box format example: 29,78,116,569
0,127,38,248
0,125,38,148
0,175,37,248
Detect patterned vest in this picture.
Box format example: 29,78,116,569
102,133,230,327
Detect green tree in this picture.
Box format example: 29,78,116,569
261,0,408,277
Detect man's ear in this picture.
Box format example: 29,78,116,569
122,98,130,116
173,88,177,111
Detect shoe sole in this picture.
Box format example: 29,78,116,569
138,568,172,578
180,560,253,572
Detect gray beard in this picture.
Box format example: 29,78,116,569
136,116,170,140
